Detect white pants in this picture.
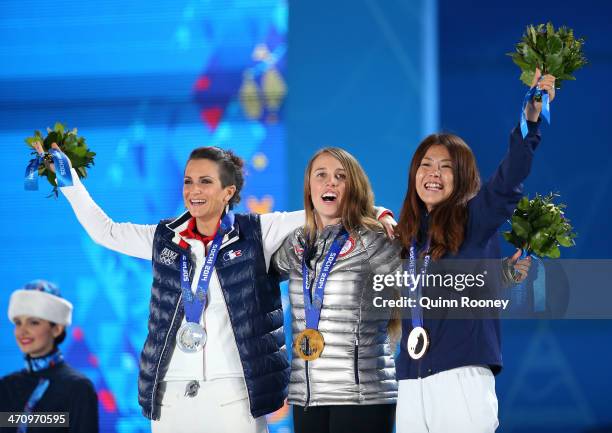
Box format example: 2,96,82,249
151,378,268,433
396,366,499,433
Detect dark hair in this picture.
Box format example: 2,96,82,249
54,330,66,348
49,322,66,348
397,133,480,260
187,147,245,209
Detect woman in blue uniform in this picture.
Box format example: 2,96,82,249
0,280,99,433
394,70,556,433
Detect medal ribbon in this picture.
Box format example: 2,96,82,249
404,239,431,330
302,228,349,330
180,212,233,324
24,149,74,190
520,83,550,138
19,351,64,433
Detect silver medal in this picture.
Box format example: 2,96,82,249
407,326,429,360
177,322,207,353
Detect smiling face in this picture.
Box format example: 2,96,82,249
309,152,347,228
14,315,63,357
183,158,236,231
415,144,454,211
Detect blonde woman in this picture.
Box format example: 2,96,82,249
273,148,400,433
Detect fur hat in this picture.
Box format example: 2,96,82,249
8,280,73,326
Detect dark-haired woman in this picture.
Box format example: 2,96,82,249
35,143,302,433
0,280,99,433
394,70,555,433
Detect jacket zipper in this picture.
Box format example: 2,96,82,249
303,235,329,410
354,335,360,384
355,273,365,387
304,361,310,412
215,269,253,413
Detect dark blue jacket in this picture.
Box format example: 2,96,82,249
396,122,541,380
0,358,99,433
137,212,290,419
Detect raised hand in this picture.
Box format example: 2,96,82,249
525,68,556,122
32,142,70,174
509,248,532,283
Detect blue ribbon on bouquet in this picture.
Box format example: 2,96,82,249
24,149,73,190
24,155,43,190
520,83,550,138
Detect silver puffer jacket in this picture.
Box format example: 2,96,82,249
273,223,401,407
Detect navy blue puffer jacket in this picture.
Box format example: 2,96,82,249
137,212,289,420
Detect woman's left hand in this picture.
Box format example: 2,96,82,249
525,68,556,122
379,214,397,239
510,248,532,283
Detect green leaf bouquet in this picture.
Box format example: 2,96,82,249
503,192,577,258
25,122,95,196
508,22,587,88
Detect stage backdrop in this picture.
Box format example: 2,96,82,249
438,1,612,432
0,1,291,432
3,1,611,432
288,1,612,433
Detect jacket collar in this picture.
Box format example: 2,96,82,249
164,210,239,245
318,223,344,240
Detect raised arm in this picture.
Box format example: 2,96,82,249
469,71,556,243
60,172,155,259
37,143,155,260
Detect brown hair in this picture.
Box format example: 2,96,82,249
187,147,245,209
302,148,401,343
303,147,380,242
397,133,480,259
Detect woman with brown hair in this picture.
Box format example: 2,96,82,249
273,147,401,433
394,70,556,433
32,143,302,433
34,142,394,432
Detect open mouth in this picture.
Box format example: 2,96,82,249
321,192,337,203
424,182,443,191
190,199,207,207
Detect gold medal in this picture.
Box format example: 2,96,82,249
294,329,325,361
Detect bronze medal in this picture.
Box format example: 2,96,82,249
407,326,429,360
294,329,325,361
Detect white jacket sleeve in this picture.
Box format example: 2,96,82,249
259,206,392,271
260,210,305,270
59,169,156,260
